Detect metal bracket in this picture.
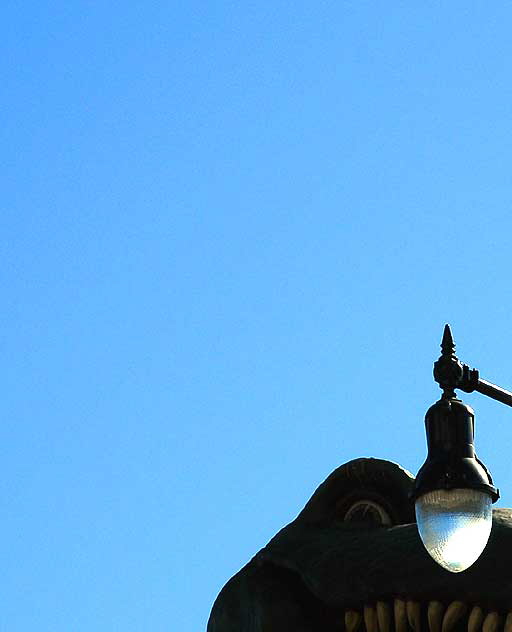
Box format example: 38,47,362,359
434,324,512,407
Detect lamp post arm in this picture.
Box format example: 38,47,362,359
473,378,512,408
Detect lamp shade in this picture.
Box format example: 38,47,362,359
415,488,492,572
412,396,498,572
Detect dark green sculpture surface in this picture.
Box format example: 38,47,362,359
208,458,512,631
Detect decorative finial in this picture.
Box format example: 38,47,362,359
433,324,463,398
441,324,455,357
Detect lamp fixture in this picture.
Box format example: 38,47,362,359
412,325,511,572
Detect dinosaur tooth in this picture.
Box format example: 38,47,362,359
365,605,378,632
346,609,363,632
505,612,512,632
482,612,501,632
377,601,391,632
394,599,407,632
442,601,468,632
468,606,484,632
428,601,445,632
407,601,421,632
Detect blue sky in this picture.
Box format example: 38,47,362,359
3,3,512,630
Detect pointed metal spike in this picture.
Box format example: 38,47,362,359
441,324,455,356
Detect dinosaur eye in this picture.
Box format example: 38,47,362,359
344,500,392,526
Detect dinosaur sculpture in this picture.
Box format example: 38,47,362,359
207,456,512,631
208,326,512,631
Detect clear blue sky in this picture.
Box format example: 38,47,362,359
3,3,512,630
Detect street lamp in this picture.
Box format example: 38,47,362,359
412,325,512,573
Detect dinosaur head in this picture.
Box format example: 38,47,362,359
208,458,512,632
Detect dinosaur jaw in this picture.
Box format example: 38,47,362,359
260,510,512,617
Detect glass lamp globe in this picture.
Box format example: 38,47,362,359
415,488,492,573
